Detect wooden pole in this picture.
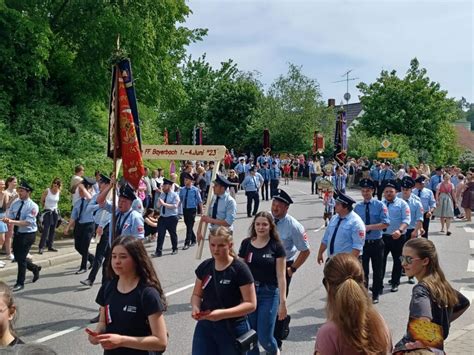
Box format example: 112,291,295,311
111,64,120,241
195,159,221,260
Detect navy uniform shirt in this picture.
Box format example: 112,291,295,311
86,194,112,228
379,169,396,182
428,174,443,192
322,211,366,257
370,167,380,181
234,162,246,174
242,173,264,192
397,193,424,229
412,187,436,213
104,202,145,241
8,198,39,233
207,191,237,231
269,167,281,180
157,190,180,217
71,196,95,224
179,185,202,209
382,197,411,234
258,167,270,181
354,198,390,240
274,213,310,261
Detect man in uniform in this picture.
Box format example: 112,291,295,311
317,191,366,264
332,166,347,193
2,181,41,292
354,179,390,304
234,157,247,188
381,180,410,292
369,162,381,198
269,161,281,198
271,189,310,349
241,166,264,218
179,172,202,250
412,176,436,238
154,178,180,257
197,175,237,243
378,162,396,199
258,161,270,201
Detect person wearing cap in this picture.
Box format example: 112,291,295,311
317,191,366,264
271,188,310,349
197,175,237,243
381,179,411,292
369,162,381,198
235,157,248,189
354,179,390,304
2,181,41,292
378,163,396,199
258,161,271,201
64,177,96,274
80,174,112,287
242,166,264,218
412,175,436,238
38,177,62,254
331,165,348,193
269,161,281,198
153,178,180,257
179,173,202,250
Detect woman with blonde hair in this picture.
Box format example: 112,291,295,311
314,253,392,354
394,238,469,353
433,173,456,235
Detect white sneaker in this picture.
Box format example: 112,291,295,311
27,253,33,259
0,260,5,268
8,254,14,261
91,238,96,244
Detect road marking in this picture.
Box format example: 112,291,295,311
460,287,474,304
35,326,81,343
468,260,474,273
165,283,194,297
470,240,474,249
314,224,325,233
464,227,474,233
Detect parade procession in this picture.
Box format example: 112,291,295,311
1,1,473,354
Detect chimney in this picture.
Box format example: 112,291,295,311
328,98,336,107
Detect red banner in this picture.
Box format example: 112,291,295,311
117,72,144,189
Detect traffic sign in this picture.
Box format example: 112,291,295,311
381,139,391,149
377,151,399,159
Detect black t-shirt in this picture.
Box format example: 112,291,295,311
238,238,286,286
96,278,165,355
195,258,253,313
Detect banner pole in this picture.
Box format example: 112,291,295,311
112,64,119,242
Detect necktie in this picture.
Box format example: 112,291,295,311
329,217,344,255
365,202,371,235
212,196,220,219
383,171,387,181
115,212,123,238
13,201,25,234
274,218,280,225
162,193,168,215
418,189,421,197
184,188,189,209
77,198,85,222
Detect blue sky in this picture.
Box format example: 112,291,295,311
184,0,473,104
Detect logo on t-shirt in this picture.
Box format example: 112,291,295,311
262,253,274,259
122,305,137,313
219,279,231,285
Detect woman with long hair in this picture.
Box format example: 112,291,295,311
314,253,392,354
394,238,470,353
191,226,256,355
433,173,456,235
38,177,61,254
88,236,168,354
0,281,24,346
239,211,287,355
0,180,8,268
3,176,18,261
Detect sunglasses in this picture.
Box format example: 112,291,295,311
399,255,421,264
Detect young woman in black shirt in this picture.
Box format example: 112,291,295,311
191,226,256,355
88,236,168,354
239,211,287,355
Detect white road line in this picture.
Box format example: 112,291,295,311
314,224,325,233
165,283,195,297
470,240,474,249
468,260,474,273
35,326,81,343
460,287,474,304
464,227,474,233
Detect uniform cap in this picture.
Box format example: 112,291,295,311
214,174,233,188
99,174,111,184
400,176,415,189
162,178,174,186
383,179,398,190
119,184,136,201
334,191,356,206
81,177,96,187
359,178,375,189
18,180,33,192
182,172,194,181
249,165,257,172
415,176,426,184
273,189,293,205
239,157,245,161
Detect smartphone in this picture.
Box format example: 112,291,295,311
85,328,98,337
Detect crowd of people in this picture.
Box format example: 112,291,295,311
0,151,473,354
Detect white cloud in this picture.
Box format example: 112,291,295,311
185,0,473,102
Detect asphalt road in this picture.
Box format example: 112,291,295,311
6,179,474,354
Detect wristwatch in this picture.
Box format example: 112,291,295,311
290,266,297,273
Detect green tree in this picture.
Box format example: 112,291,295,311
355,58,460,164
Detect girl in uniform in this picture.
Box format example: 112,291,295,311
0,281,24,346
88,236,168,354
394,238,470,353
239,212,287,355
191,226,256,355
314,253,392,354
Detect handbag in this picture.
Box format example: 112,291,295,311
211,261,258,353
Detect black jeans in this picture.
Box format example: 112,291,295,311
87,224,110,283
183,208,197,245
270,179,279,198
74,222,95,270
421,212,430,238
246,191,260,217
362,238,385,297
382,234,404,286
156,216,179,253
39,210,58,249
261,180,269,201
12,232,39,286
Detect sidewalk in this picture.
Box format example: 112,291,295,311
0,219,190,279
444,322,474,354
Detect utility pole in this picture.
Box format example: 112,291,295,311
333,69,359,109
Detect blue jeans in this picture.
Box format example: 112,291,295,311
192,318,250,355
248,284,280,355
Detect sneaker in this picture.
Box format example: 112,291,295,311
151,252,162,258
0,260,5,268
38,249,44,255
391,285,399,292
48,247,59,252
182,245,189,250
80,279,93,287
372,297,379,304
408,277,415,284
171,250,178,255
75,268,87,275
9,254,14,261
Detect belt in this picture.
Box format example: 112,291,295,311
365,239,383,244
382,233,405,238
